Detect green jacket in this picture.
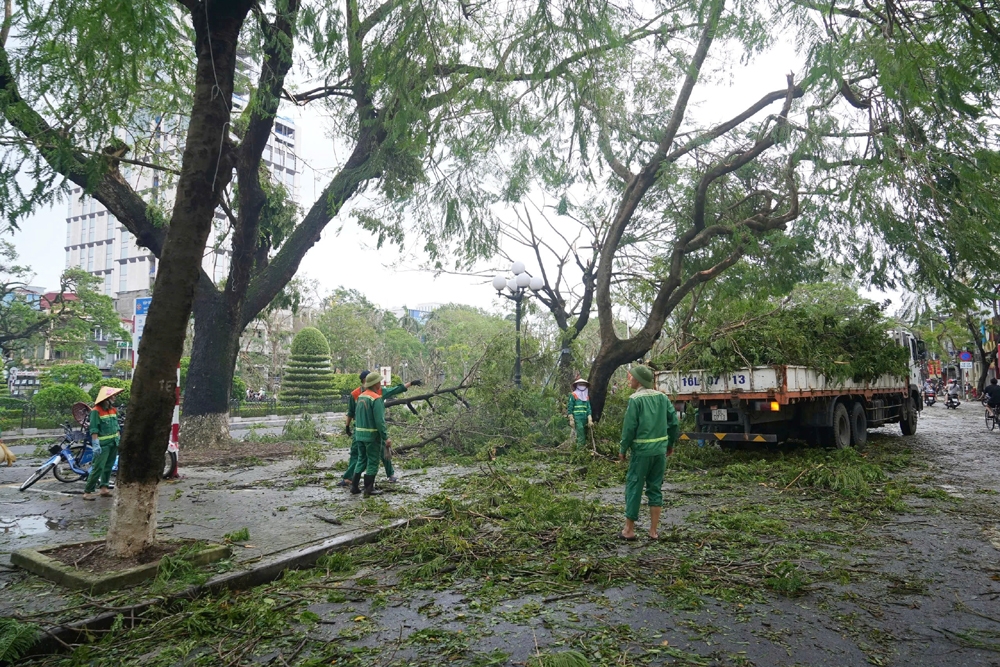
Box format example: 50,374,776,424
89,406,120,443
354,389,387,443
620,388,679,456
348,383,406,420
567,393,592,419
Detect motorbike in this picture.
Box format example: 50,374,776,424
945,394,961,409
924,389,936,406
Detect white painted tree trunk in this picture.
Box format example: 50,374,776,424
180,412,231,450
105,480,158,557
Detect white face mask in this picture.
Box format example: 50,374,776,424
573,385,589,401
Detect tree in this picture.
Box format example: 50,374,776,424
279,327,338,401
0,243,126,360
42,363,102,388
32,384,90,415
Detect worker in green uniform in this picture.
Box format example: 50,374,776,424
567,378,593,448
342,370,421,489
351,371,389,497
83,386,124,501
618,366,679,541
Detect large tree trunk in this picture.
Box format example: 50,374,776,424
587,335,654,420
105,2,247,558
181,286,239,449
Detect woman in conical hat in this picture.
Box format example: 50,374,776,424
567,377,592,449
83,386,124,501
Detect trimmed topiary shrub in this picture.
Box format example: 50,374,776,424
32,384,91,415
279,328,338,402
88,379,131,408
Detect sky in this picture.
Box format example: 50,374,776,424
8,20,851,317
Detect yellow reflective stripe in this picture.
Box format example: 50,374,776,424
634,436,669,444
96,434,118,441
355,427,377,432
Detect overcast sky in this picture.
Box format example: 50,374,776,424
11,28,818,315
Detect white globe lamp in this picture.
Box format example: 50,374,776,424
529,276,544,291
506,278,517,292
492,275,507,291
515,272,531,288
511,260,526,275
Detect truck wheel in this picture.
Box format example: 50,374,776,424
900,397,918,436
831,403,852,449
850,403,868,447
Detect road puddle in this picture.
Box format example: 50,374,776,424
0,515,68,536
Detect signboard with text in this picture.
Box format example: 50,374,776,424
380,366,392,387
133,297,152,367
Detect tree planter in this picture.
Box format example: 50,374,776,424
11,540,230,595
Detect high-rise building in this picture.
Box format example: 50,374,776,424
64,110,300,298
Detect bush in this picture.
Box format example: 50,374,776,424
330,373,361,396
88,379,131,408
42,364,102,388
279,328,338,402
33,384,91,415
232,376,248,400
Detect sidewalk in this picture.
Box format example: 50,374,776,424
0,448,464,618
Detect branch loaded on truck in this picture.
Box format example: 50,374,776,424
658,330,925,448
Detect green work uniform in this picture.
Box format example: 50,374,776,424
567,393,592,448
619,388,680,521
344,384,406,480
354,389,388,478
85,405,120,493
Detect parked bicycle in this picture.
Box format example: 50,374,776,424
19,409,178,492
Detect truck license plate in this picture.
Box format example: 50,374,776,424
711,409,728,422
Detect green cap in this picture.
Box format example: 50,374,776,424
364,372,382,389
630,365,654,389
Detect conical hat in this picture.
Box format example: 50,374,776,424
573,378,589,385
95,386,124,404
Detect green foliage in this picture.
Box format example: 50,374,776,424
223,527,250,543
232,376,248,401
111,359,132,378
32,383,90,414
88,379,131,408
42,363,102,388
179,356,190,391
527,651,591,667
280,328,337,402
330,373,361,396
283,413,322,441
0,617,39,663
662,284,910,383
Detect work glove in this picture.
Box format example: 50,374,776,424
345,424,353,437
91,437,101,457
567,415,575,428
410,379,423,387
587,415,593,427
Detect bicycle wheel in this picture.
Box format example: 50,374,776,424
19,462,54,492
53,444,90,482
163,450,178,479
988,410,997,431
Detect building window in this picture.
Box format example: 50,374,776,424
87,246,94,271
104,274,111,295
65,250,70,267
66,223,70,245
121,231,130,259
107,216,114,239
288,154,296,170
88,218,95,242
89,198,96,214
106,243,113,269
119,267,128,292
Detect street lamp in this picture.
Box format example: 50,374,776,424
492,262,544,388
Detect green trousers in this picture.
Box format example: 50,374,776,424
359,439,384,477
573,415,587,448
344,438,394,479
85,439,118,493
624,452,666,521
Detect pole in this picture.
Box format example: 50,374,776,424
514,291,522,388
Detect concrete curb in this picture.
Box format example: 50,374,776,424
11,541,230,595
15,512,443,663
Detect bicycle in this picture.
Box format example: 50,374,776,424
986,404,1000,432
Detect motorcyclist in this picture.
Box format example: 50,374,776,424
984,379,1000,415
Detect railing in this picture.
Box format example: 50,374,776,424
228,396,350,418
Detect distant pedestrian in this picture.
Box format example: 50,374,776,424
567,378,592,449
83,386,123,501
618,366,679,541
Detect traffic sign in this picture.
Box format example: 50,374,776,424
959,351,973,362
134,297,152,367
960,361,973,369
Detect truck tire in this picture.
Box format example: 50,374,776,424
900,397,918,436
829,403,852,449
850,403,868,447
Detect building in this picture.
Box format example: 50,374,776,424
390,303,442,326
64,111,300,298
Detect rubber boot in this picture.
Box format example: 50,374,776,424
363,474,382,498
350,473,362,495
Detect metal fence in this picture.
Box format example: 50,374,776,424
228,396,350,418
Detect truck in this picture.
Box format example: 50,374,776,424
657,330,924,448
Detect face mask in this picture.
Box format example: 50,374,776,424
573,386,589,401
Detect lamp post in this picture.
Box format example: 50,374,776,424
493,261,544,388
